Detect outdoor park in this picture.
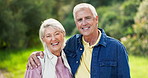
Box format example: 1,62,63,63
0,0,148,78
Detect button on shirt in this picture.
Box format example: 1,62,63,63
75,30,102,78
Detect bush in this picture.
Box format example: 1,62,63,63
0,0,54,49
97,0,140,39
62,13,75,36
121,0,148,55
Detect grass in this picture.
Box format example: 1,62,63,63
0,48,148,78
0,47,43,78
129,55,148,78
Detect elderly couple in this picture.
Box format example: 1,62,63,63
25,3,131,78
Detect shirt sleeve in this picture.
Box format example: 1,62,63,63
24,66,42,78
117,43,130,78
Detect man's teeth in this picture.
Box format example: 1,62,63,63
52,43,59,46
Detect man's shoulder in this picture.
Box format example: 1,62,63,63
99,28,122,46
105,36,123,46
64,34,81,51
69,34,81,39
66,34,81,43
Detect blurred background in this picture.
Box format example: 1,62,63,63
0,0,147,78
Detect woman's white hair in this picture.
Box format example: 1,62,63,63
39,18,66,49
73,3,98,21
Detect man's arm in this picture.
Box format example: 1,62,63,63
27,51,44,69
117,44,130,78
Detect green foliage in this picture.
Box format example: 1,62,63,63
0,0,27,49
121,0,148,55
62,13,76,36
0,0,55,49
97,4,123,39
120,0,140,18
75,0,124,7
71,27,80,36
97,5,123,38
97,0,141,39
120,0,141,29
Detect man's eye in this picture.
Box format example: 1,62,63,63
86,16,91,19
77,19,82,22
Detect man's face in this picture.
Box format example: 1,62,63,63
75,8,98,37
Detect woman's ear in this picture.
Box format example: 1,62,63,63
42,37,45,42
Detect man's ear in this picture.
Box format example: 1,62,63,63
96,16,99,22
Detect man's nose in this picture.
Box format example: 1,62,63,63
82,19,87,26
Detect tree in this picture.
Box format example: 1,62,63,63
121,0,148,55
97,0,141,39
0,0,54,49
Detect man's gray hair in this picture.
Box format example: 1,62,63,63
73,3,98,21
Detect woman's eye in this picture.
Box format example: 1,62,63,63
46,35,51,37
56,33,60,35
55,32,60,35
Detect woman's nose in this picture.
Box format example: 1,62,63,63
51,35,56,40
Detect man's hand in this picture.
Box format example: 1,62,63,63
27,51,44,69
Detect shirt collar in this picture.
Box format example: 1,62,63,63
46,49,66,59
44,47,67,66
82,29,102,48
98,28,107,47
77,28,107,47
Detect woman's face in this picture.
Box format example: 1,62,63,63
43,26,64,56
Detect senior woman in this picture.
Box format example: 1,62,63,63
25,18,72,78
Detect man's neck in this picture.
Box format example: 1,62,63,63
83,30,100,46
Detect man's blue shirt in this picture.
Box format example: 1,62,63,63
64,28,130,78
